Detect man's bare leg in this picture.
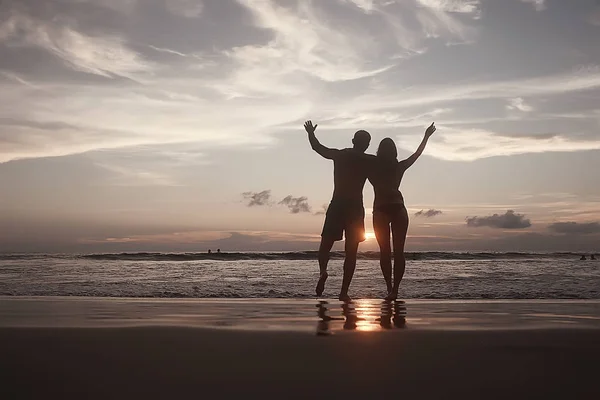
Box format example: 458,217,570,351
316,237,336,296
339,239,359,301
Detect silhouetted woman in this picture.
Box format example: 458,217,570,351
368,123,436,300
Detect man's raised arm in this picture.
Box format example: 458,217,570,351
304,120,339,160
400,122,436,170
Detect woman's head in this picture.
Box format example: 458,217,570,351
377,138,397,161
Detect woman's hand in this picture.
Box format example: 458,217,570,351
425,122,436,138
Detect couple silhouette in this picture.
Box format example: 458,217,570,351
305,120,436,301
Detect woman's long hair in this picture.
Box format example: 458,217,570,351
376,137,398,162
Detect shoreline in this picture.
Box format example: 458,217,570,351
1,298,599,399
1,297,599,331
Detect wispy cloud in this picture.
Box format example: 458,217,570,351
506,97,533,112
226,0,481,98
347,68,600,111
147,45,188,57
0,70,37,88
0,10,153,79
95,163,179,187
416,0,480,14
0,117,147,163
400,127,600,161
341,0,378,13
229,0,392,89
467,210,532,229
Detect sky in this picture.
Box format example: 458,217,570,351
1,0,599,253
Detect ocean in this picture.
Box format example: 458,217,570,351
1,252,598,299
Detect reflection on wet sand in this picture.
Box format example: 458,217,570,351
317,300,407,335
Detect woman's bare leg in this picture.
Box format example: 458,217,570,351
373,211,393,295
387,206,409,300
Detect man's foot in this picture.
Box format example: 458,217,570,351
315,272,328,297
338,293,352,302
385,291,398,301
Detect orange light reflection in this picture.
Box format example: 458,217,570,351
353,300,382,332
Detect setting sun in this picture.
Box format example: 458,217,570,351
365,232,376,240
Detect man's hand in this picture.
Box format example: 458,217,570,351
304,120,318,134
425,122,436,138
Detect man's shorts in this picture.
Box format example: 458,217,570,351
321,200,366,242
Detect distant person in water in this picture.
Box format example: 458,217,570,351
591,255,596,260
368,123,436,300
580,255,587,260
304,120,374,301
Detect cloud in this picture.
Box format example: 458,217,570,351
405,127,600,161
95,163,178,186
242,190,272,207
229,0,392,90
466,210,532,229
548,222,600,235
87,144,207,187
0,0,598,167
0,10,153,80
415,209,443,217
341,0,377,13
279,195,312,214
519,0,546,11
348,68,600,111
0,70,37,87
506,97,533,112
0,117,148,163
242,191,312,213
381,0,479,51
164,0,204,18
416,0,480,14
226,0,480,98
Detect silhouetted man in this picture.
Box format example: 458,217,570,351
304,120,373,301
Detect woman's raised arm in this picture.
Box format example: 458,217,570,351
399,122,436,170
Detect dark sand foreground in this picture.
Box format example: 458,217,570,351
1,298,599,399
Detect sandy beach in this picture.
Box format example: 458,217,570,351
1,298,599,399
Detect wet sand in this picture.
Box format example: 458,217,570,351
1,298,599,399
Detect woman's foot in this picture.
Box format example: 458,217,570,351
338,292,352,302
315,271,328,296
385,291,398,301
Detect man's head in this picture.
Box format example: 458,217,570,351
352,130,371,153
